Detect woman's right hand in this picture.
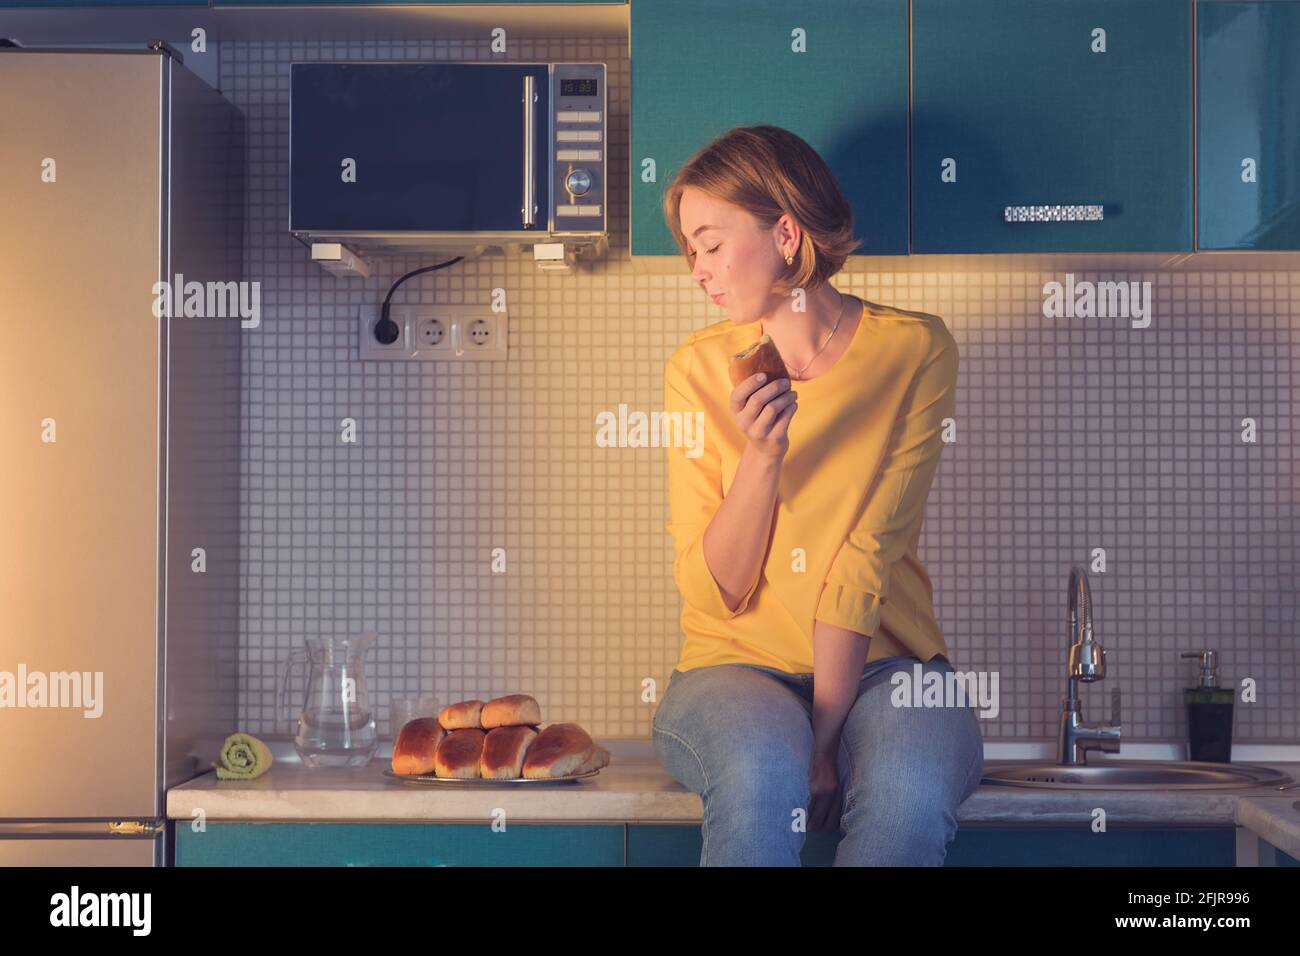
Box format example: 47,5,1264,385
730,372,798,460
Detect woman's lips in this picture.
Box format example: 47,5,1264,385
711,292,725,305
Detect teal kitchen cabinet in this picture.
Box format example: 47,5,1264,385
176,823,626,866
177,821,1291,865
0,0,621,5
626,825,846,865
911,0,1193,253
207,1,620,5
631,0,909,256
0,1,208,6
1197,0,1300,250
626,825,1243,866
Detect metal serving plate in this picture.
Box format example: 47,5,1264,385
383,768,601,786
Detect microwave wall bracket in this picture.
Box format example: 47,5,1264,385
532,241,575,273
310,242,371,278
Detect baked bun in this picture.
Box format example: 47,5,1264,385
438,699,486,730
522,722,611,779
482,694,542,728
729,333,788,387
481,725,540,778
434,728,487,778
391,717,445,776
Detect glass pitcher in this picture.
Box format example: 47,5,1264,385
277,633,378,767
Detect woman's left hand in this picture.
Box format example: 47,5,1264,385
807,749,843,832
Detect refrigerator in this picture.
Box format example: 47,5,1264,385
0,47,244,865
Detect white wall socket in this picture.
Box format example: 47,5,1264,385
359,305,508,362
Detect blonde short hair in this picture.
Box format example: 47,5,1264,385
663,125,862,296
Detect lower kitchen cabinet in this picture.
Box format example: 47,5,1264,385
624,825,848,866
942,827,1238,867
175,822,626,866
628,825,1243,866
176,822,1300,866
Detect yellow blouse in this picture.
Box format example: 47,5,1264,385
663,296,958,675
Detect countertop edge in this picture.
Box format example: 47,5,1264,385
1234,797,1300,860
167,758,1300,830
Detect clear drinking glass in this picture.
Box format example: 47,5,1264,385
389,694,440,740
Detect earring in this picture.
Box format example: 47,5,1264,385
785,255,794,265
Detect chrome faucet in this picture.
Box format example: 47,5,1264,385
1058,564,1122,765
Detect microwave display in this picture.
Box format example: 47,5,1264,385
561,77,598,98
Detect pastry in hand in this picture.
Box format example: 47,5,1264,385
729,333,789,387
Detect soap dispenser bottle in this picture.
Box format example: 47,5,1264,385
1180,649,1234,763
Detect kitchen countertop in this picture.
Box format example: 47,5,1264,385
167,741,1300,856
1235,797,1300,862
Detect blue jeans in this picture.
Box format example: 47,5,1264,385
652,654,985,866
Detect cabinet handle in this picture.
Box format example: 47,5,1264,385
1003,204,1104,222
522,74,537,227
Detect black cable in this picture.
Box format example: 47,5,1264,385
374,256,465,344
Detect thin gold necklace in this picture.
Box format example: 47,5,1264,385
777,292,847,381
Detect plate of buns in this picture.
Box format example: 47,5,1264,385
385,694,611,785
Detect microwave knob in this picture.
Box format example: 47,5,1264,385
565,168,593,197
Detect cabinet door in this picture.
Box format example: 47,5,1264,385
209,1,618,5
176,823,626,866
912,0,1193,253
0,0,207,6
625,824,843,865
943,827,1236,866
631,0,909,256
1197,0,1300,250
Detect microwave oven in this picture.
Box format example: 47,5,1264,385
289,61,607,255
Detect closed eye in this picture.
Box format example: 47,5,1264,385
688,244,721,259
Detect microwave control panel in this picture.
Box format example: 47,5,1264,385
550,63,607,234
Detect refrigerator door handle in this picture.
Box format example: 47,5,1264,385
0,820,164,837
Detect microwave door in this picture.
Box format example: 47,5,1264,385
290,62,550,234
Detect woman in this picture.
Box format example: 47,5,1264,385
655,125,983,866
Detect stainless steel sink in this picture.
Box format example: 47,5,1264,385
1005,567,1296,791
981,759,1294,790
